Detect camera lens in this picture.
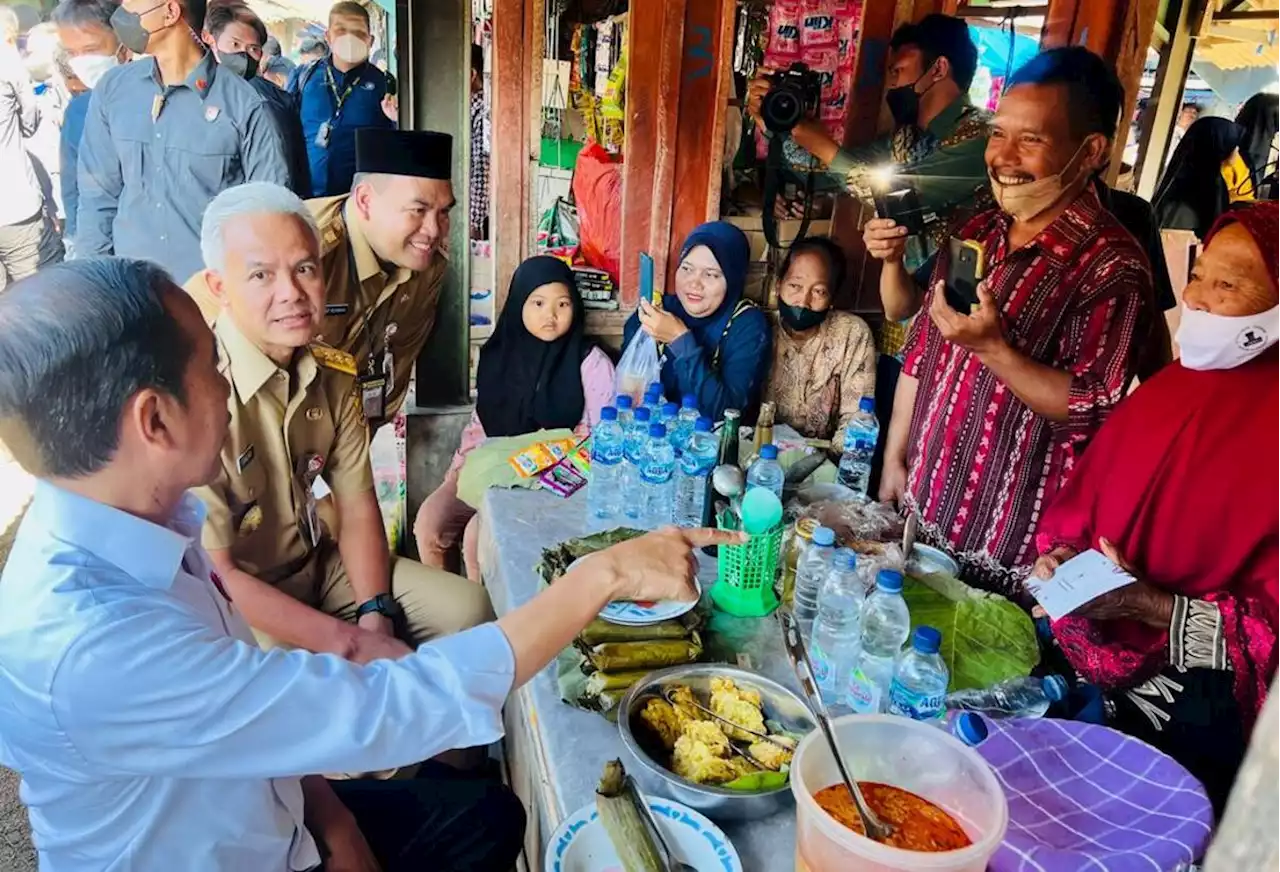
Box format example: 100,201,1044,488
761,86,803,133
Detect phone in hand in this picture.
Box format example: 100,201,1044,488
873,185,926,236
944,237,986,314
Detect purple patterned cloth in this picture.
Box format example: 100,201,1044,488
977,718,1214,872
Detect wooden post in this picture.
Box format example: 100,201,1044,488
619,1,686,308
665,0,736,290
490,0,536,315
1133,0,1204,197
1041,0,1162,185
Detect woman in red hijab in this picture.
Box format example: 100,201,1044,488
1031,200,1279,815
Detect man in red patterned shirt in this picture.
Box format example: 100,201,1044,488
879,49,1155,595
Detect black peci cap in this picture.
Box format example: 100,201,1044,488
355,129,453,180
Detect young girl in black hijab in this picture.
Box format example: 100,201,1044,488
413,256,615,575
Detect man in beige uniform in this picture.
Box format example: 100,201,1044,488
191,181,490,669
187,127,454,430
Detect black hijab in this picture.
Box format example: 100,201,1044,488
475,256,587,438
1153,116,1245,239
1236,93,1279,198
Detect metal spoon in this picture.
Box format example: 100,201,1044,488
659,687,796,751
902,511,919,565
626,775,697,872
778,609,895,844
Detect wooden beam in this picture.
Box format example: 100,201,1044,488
619,1,685,308
666,0,736,291
1041,0,1162,185
490,0,532,316
1135,0,1203,197
1217,9,1280,20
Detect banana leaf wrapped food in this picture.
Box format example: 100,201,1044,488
577,633,703,673
595,760,666,872
536,528,646,585
578,613,700,645
584,669,653,694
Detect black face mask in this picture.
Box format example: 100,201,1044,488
110,2,162,55
218,50,257,79
779,302,828,332
884,64,940,128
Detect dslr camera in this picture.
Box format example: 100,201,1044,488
760,63,821,133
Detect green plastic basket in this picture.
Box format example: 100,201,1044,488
712,512,783,617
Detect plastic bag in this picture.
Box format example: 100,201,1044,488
614,329,661,405
572,143,623,283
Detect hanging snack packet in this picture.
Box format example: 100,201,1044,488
801,6,837,49
767,2,802,62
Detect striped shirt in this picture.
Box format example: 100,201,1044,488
901,186,1153,594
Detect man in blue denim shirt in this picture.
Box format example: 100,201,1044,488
293,1,393,198
73,0,290,282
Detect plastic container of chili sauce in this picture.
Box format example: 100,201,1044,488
790,714,1008,871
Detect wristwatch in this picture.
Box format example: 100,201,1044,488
354,593,402,621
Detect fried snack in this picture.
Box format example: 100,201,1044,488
710,678,766,741
639,698,685,750
747,736,796,771
672,721,739,785
665,684,703,725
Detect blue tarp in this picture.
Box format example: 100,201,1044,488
969,24,1040,80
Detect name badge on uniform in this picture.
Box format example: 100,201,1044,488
325,303,350,316
358,374,387,421
237,445,255,472
204,105,220,122
315,120,332,149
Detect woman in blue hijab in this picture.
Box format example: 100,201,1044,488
623,221,773,422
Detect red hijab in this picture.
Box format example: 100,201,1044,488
1038,201,1279,723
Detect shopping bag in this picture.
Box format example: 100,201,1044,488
614,329,661,405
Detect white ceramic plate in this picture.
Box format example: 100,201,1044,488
545,795,743,872
569,555,702,626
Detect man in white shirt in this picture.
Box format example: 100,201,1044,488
0,256,736,871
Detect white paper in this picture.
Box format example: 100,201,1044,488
311,476,332,500
1026,549,1135,620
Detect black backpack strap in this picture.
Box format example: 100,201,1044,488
291,59,322,97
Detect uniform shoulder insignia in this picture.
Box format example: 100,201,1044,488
310,343,357,376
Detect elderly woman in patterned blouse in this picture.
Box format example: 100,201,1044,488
1030,201,1279,816
763,237,876,447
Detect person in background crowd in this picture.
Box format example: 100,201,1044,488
186,128,454,432
469,42,488,240
414,256,615,576
21,22,69,236
192,182,491,674
202,2,310,197
52,0,128,255
1032,201,1279,816
0,254,736,870
259,52,290,89
293,1,393,197
878,47,1154,596
1154,117,1251,240
0,6,60,290
295,33,326,68
1235,93,1278,201
1167,101,1200,162
763,236,875,444
74,0,290,282
756,14,991,485
623,221,773,423
261,32,291,74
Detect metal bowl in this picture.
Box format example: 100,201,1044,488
617,664,817,821
908,543,961,578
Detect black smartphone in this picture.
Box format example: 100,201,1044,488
944,237,985,314
873,185,926,236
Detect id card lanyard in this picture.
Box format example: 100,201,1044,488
315,64,361,148
346,237,396,421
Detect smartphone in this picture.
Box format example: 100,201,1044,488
639,252,657,306
944,237,985,314
873,185,926,236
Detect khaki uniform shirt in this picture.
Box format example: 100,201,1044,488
185,194,447,424
193,316,374,582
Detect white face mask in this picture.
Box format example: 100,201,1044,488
330,34,368,65
67,53,120,89
1176,304,1279,370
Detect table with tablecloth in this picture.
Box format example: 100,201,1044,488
476,487,800,872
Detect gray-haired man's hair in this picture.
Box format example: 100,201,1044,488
0,6,20,43
51,0,121,33
200,182,321,273
0,259,192,479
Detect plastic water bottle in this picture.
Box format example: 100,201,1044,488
847,569,911,714
838,397,879,499
889,626,950,722
674,417,716,527
639,422,676,529
661,402,680,452
643,383,664,419
615,394,635,430
674,394,700,449
746,444,784,500
809,549,865,705
792,525,836,638
587,407,624,522
944,711,989,746
620,407,651,522
945,675,1068,719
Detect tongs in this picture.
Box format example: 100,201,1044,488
778,609,895,844
660,686,796,751
626,775,695,872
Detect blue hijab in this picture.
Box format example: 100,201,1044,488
664,221,751,344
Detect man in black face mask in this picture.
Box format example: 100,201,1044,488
203,2,310,197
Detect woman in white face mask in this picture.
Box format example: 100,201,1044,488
53,0,131,249
1026,200,1279,817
